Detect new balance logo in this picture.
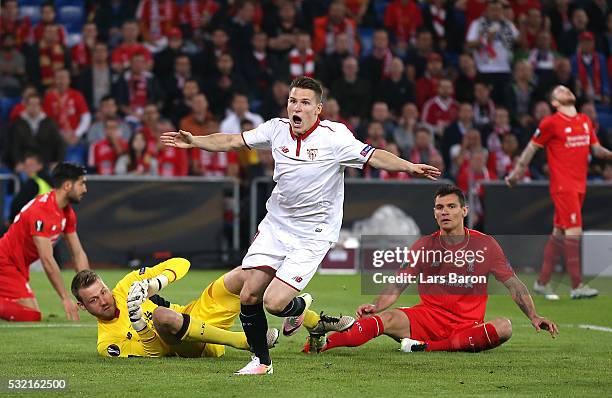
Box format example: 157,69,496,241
292,276,303,283
280,146,289,153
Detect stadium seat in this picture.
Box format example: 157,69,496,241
18,0,44,25
55,0,86,47
0,97,20,121
358,27,374,56
372,0,389,26
64,143,88,167
595,105,612,129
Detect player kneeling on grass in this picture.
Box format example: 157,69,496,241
71,258,280,358
304,185,559,354
0,162,89,322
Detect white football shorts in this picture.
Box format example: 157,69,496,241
241,217,333,291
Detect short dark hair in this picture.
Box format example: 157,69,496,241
20,151,42,163
100,95,114,103
71,270,100,302
51,162,86,188
24,94,41,104
434,184,466,207
289,76,323,103
415,125,432,135
240,118,254,128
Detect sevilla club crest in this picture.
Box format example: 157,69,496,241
307,148,318,160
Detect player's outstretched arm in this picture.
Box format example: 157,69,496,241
160,129,247,152
503,276,559,338
367,149,441,180
119,258,191,299
506,142,540,187
357,282,406,318
33,236,80,321
591,143,612,160
63,232,89,271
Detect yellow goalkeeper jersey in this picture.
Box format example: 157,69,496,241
97,258,190,358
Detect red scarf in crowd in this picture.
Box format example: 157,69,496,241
430,4,446,39
181,0,219,30
39,42,66,87
289,48,315,79
154,0,175,37
577,49,602,97
128,73,149,113
373,47,393,79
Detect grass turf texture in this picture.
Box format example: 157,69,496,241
1,270,611,397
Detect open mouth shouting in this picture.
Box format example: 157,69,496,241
292,114,303,129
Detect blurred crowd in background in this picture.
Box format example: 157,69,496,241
2,0,612,208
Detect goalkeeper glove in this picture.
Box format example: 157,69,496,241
127,281,148,331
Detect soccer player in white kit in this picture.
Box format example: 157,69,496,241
161,77,441,375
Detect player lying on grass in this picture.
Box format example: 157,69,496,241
71,258,277,357
71,258,351,357
303,184,559,354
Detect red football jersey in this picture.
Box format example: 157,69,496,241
89,138,128,175
111,44,153,71
32,23,67,46
190,148,238,177
43,89,89,134
157,147,188,176
421,97,459,126
136,0,180,38
0,191,76,279
144,137,188,176
71,42,92,70
179,0,219,30
531,112,599,194
399,228,515,324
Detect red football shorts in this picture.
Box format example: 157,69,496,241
398,304,480,341
0,264,35,299
551,191,585,229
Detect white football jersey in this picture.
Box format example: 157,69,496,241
242,118,375,242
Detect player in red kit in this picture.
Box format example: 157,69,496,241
0,163,90,322
302,185,557,353
507,85,612,299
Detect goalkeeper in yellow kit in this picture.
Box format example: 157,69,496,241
70,258,281,358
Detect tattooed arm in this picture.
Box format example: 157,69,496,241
503,276,559,337
506,141,540,187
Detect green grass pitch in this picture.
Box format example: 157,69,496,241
1,270,611,397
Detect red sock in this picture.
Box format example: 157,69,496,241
323,316,384,351
426,323,500,352
564,237,582,289
0,297,42,322
538,235,563,285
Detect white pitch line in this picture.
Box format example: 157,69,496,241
1,323,610,332
0,323,96,328
578,324,612,333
